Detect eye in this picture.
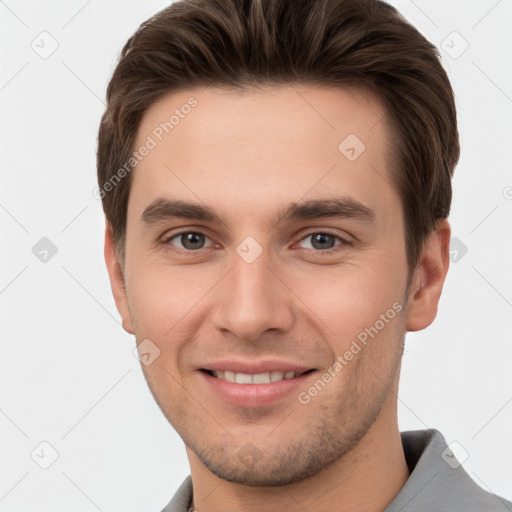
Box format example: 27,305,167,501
164,231,214,251
297,232,348,251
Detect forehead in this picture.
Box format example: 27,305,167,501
135,84,388,154
129,84,398,226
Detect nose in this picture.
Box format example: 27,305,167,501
211,245,294,342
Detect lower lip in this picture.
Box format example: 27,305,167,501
200,370,316,407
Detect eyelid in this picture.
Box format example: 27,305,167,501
294,230,352,251
161,228,353,253
162,229,216,250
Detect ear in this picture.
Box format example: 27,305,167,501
406,219,451,332
104,222,134,334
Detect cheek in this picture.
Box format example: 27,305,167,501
126,260,216,340
287,260,405,341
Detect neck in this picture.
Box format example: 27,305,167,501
186,390,409,512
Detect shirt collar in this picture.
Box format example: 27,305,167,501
161,429,512,511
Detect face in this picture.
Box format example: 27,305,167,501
106,85,444,486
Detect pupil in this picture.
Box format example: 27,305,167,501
312,233,335,250
182,232,204,250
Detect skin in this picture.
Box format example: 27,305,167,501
105,85,450,512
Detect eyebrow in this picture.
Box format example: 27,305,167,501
140,197,376,227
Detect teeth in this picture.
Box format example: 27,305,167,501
270,370,284,382
224,370,236,383
235,372,252,384
253,372,271,384
211,370,298,384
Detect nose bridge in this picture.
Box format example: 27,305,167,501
213,242,294,341
232,248,270,302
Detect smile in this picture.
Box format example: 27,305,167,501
200,367,317,407
207,370,307,384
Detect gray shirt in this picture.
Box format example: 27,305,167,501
161,429,512,511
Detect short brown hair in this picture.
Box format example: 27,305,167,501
97,0,459,271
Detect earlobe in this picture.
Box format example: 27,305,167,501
405,219,451,332
104,222,135,334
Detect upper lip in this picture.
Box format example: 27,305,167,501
199,360,315,375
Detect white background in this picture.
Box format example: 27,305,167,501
1,0,511,510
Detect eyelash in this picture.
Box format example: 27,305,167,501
161,230,351,254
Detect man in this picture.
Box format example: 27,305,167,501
96,0,511,510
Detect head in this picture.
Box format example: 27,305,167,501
98,0,458,486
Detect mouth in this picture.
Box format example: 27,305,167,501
201,368,316,384
198,366,318,407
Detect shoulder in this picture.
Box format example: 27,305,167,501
160,475,193,512
386,429,512,512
